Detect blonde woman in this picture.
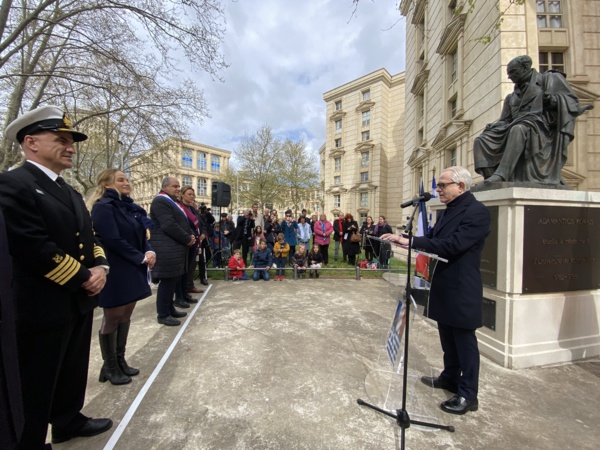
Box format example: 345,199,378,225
89,169,155,385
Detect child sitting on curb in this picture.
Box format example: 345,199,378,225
307,243,324,278
292,244,308,279
273,233,290,281
249,239,273,281
228,248,249,281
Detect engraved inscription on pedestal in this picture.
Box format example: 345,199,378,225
481,206,498,288
522,206,600,293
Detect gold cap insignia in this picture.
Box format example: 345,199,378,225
62,113,73,128
53,254,64,263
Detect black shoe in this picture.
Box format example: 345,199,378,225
174,298,190,308
420,375,458,393
440,395,479,415
52,418,113,443
184,295,199,304
170,309,187,318
200,279,209,286
157,315,181,326
98,331,131,385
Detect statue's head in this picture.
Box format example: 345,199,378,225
507,55,533,85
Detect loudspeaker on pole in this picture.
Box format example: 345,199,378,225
211,181,231,207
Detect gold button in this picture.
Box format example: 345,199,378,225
79,255,85,261
75,232,80,236
79,244,83,249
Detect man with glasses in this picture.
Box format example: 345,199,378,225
382,166,490,416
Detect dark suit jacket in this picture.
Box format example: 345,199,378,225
91,192,153,308
0,162,108,327
149,193,192,279
412,191,490,329
0,210,24,449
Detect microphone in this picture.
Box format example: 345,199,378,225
400,192,432,208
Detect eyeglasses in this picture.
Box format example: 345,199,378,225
436,182,457,190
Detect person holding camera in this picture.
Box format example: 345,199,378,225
360,216,376,262
342,213,360,266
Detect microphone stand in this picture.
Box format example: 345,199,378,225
357,201,454,449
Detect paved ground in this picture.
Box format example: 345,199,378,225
52,277,600,450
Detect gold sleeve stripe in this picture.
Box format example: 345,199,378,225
94,244,105,259
45,254,82,285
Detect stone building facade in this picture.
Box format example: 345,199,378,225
321,69,406,226
129,137,231,212
399,0,600,198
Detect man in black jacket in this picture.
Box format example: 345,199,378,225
150,177,196,326
0,105,112,448
382,166,490,415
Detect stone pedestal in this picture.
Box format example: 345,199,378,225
432,187,600,369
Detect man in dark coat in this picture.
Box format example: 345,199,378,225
0,209,23,449
150,177,196,326
0,105,113,448
383,166,490,415
474,55,591,184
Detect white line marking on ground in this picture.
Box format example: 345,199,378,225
103,285,212,449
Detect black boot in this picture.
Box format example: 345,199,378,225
116,322,139,377
99,331,131,385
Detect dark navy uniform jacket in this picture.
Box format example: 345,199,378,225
0,162,108,327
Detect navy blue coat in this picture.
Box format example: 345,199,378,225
91,191,153,308
412,191,490,329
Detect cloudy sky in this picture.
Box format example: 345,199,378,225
191,0,406,163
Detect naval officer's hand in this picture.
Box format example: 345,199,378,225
82,266,107,296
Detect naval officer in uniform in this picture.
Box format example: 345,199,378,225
0,106,113,448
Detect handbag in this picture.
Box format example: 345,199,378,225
350,232,362,243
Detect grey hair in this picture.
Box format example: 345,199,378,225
443,166,472,191
161,177,173,189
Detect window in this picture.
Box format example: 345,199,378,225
335,100,342,110
197,152,207,171
360,192,369,207
361,152,369,167
335,120,342,134
182,175,192,187
360,171,369,182
450,52,458,84
537,1,562,28
539,51,565,74
181,149,192,168
197,178,207,196
211,155,220,173
361,131,370,141
362,90,371,101
359,213,368,225
450,97,457,118
362,110,371,127
334,195,341,208
447,147,457,167
334,157,342,172
335,138,342,148
334,175,341,185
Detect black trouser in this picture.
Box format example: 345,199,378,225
319,244,329,264
156,276,178,318
364,246,375,262
437,323,480,401
17,312,93,449
185,247,197,290
197,246,209,280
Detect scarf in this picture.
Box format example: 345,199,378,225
374,221,388,235
104,188,154,229
181,203,199,233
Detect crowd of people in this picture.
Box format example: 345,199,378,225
0,106,490,449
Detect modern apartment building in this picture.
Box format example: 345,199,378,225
129,137,231,212
321,69,406,227
399,0,600,196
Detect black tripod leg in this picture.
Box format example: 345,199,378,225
410,418,455,432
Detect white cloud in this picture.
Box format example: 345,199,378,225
191,0,406,160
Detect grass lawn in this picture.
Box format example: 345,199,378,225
204,242,408,280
